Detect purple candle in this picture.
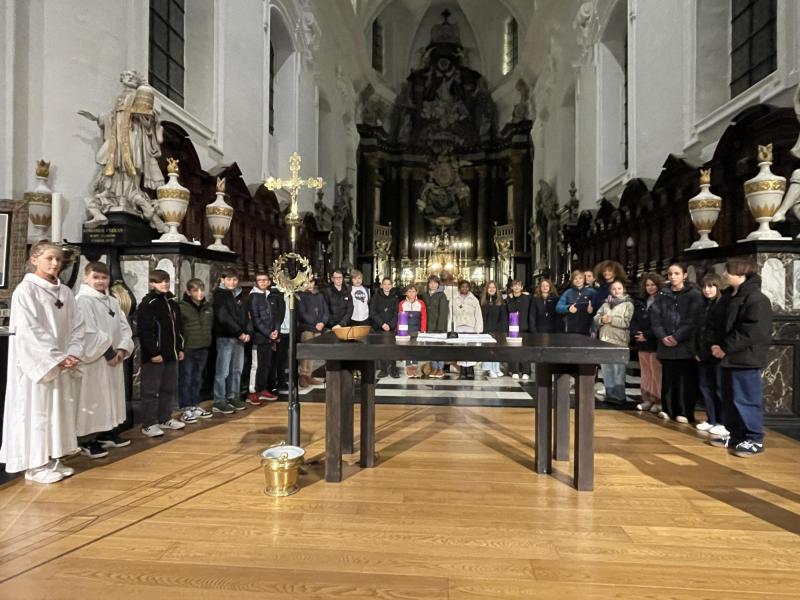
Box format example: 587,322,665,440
397,310,409,336
508,311,520,338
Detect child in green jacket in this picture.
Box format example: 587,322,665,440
178,279,214,423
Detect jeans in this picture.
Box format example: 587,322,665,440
140,361,178,427
697,361,722,425
482,361,500,373
721,368,764,443
214,337,245,402
600,362,627,401
431,361,444,370
179,348,208,409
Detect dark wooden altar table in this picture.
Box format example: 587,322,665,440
296,332,628,491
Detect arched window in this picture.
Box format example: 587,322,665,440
503,18,518,75
372,18,384,73
149,0,185,106
730,0,777,97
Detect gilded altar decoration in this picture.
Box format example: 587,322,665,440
206,177,234,251
416,155,470,230
687,168,721,250
742,144,789,241
272,252,312,296
79,70,167,233
154,157,190,243
23,159,53,241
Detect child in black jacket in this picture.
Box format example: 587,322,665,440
631,272,663,413
137,270,185,437
212,269,251,414
695,273,729,436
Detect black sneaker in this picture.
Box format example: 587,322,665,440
377,370,388,379
80,441,109,459
732,439,764,458
97,433,131,449
390,367,400,379
708,436,732,448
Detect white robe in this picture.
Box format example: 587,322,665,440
75,284,134,436
0,274,84,472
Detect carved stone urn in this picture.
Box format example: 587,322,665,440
206,177,233,251
154,157,190,243
742,144,789,241
24,160,53,242
687,168,721,249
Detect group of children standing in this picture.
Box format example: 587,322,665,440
0,242,287,484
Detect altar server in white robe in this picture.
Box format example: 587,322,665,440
0,241,84,484
75,261,134,459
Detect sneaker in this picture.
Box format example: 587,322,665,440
522,374,530,381
212,401,235,415
430,368,445,379
25,465,63,484
675,416,689,424
695,421,713,432
80,441,109,459
192,406,213,419
308,377,324,386
488,371,498,379
161,418,186,430
142,424,165,437
511,373,520,380
229,397,248,411
377,370,388,379
97,433,131,448
708,435,732,448
258,389,278,401
390,367,401,379
246,392,262,406
48,459,74,478
494,370,505,377
732,439,764,457
649,404,661,414
181,408,198,424
595,387,605,396
708,424,730,438
636,400,653,411
657,411,670,420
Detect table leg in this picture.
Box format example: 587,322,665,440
341,367,354,455
534,363,553,474
359,361,376,468
325,361,343,483
553,372,571,462
574,364,595,491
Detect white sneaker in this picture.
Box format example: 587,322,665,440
161,418,186,430
649,404,661,414
675,416,689,424
696,421,713,432
181,408,198,424
25,465,64,484
494,370,505,377
708,424,730,438
142,424,165,437
636,401,653,411
522,374,530,381
192,406,213,419
488,371,498,378
511,373,520,380
657,411,670,420
596,387,606,396
48,459,74,478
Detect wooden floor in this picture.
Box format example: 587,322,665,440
1,402,800,599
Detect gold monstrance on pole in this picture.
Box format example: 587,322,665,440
265,152,324,446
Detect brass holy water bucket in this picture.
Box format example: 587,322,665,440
260,442,305,497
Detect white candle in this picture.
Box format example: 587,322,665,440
51,192,62,243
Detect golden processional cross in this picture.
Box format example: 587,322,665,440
263,151,324,448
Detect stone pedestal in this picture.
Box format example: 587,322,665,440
684,240,800,417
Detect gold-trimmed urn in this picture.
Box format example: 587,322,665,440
23,160,53,242
687,168,721,249
154,157,190,243
206,177,234,252
742,144,789,241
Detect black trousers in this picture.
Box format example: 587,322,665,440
140,361,178,427
269,335,289,391
661,358,698,421
508,361,531,376
254,343,273,392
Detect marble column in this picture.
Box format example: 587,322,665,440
476,165,488,259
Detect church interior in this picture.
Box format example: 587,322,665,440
2,0,800,597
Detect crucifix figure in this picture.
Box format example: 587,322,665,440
264,152,325,447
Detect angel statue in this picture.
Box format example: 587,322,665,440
79,69,167,232
771,82,800,231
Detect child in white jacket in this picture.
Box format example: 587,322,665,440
593,281,633,403
452,281,483,380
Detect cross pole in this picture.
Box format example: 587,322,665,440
265,152,324,446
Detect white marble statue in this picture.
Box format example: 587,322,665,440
79,70,167,232
771,82,800,230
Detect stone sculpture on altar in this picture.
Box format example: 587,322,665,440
79,70,167,233
416,155,470,230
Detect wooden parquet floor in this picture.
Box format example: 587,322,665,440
1,403,799,599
